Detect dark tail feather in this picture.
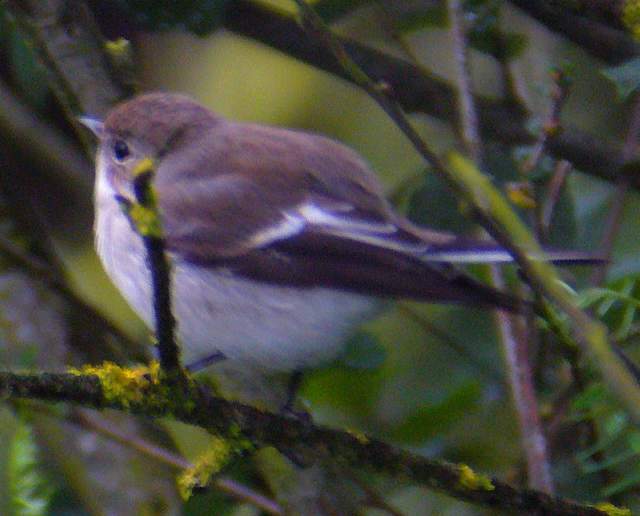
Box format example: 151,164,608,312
419,241,606,266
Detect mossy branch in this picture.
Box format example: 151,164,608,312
446,153,640,423
0,366,623,516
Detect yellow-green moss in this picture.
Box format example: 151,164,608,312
593,502,631,516
506,182,536,210
226,423,254,452
346,427,369,445
125,157,163,238
177,436,232,500
128,203,162,238
253,446,297,494
456,464,494,492
104,38,131,62
69,361,162,408
623,1,640,40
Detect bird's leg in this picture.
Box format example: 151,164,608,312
281,370,312,422
185,351,226,373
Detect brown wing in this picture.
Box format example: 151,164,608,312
157,119,434,257
156,120,522,311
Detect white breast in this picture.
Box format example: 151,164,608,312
94,171,378,372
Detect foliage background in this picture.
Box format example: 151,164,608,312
1,0,640,514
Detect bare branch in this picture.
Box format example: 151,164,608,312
447,0,482,163
6,0,130,117
446,0,553,493
508,0,638,64
591,93,640,284
71,411,284,515
221,1,630,188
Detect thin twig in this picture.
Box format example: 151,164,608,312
521,69,570,176
490,268,554,494
350,473,405,516
521,68,570,241
221,1,628,187
499,54,530,110
447,0,553,493
447,0,482,163
22,401,284,514
71,411,284,515
540,160,572,242
5,0,129,118
590,93,640,285
508,0,639,64
396,304,505,385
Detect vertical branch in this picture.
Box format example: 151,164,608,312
520,70,570,176
447,0,482,163
540,160,572,243
490,270,554,493
447,0,554,493
590,93,640,285
116,158,183,378
520,69,571,243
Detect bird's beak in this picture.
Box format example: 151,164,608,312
78,116,104,139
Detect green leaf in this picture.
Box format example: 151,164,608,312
469,28,527,61
7,421,52,516
602,468,640,498
602,57,640,101
408,171,474,234
571,383,607,413
628,431,640,453
501,33,528,60
577,279,640,338
604,411,629,437
544,176,578,249
339,331,387,370
392,382,481,445
464,0,528,60
4,20,49,110
304,366,383,416
396,7,448,33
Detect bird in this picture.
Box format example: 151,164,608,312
80,92,596,377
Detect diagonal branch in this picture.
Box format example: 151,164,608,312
5,0,634,189
221,0,630,188
508,0,638,64
446,0,553,493
6,0,130,117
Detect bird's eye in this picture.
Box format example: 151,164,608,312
113,140,130,162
